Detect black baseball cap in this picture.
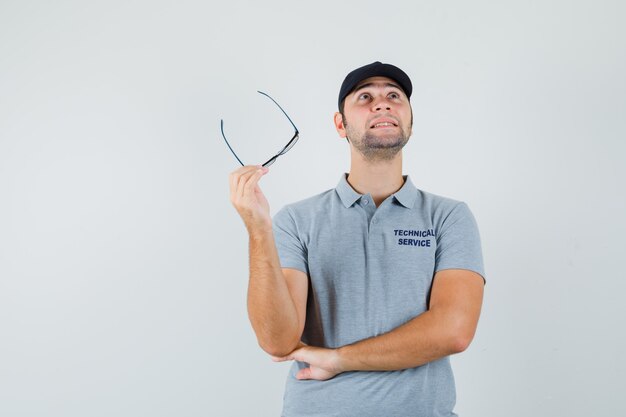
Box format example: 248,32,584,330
338,61,412,109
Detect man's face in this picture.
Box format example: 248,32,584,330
334,76,413,162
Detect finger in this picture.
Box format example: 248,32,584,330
295,346,311,360
237,166,267,200
229,166,259,201
235,166,262,193
232,166,262,202
243,167,268,196
296,368,312,380
229,165,258,187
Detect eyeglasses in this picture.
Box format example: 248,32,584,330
220,91,300,167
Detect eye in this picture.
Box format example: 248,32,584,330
388,92,400,99
358,93,371,100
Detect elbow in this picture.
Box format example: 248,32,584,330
448,324,476,354
264,346,295,358
450,334,473,354
258,338,300,358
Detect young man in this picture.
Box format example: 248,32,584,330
228,61,486,417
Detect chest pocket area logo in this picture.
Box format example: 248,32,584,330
394,228,436,247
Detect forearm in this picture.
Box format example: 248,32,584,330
272,270,484,381
337,309,469,372
247,228,300,357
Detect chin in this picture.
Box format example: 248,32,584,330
363,135,406,147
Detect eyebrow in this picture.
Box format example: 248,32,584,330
352,82,403,95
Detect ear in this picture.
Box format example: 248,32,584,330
334,112,347,138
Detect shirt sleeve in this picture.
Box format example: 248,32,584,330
434,202,486,283
272,206,309,275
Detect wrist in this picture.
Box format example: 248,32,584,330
246,219,273,237
335,345,354,373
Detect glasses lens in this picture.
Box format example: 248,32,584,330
277,133,299,156
262,155,277,167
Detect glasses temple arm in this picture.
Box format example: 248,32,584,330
257,90,299,133
220,119,245,166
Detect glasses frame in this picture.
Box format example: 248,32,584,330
220,91,300,167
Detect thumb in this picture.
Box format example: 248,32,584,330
296,367,312,380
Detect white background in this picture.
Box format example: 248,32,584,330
1,1,625,416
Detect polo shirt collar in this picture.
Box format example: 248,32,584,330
335,173,362,207
393,175,418,208
335,173,418,209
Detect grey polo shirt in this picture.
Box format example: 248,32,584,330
272,173,485,417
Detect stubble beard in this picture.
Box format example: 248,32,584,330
344,120,410,163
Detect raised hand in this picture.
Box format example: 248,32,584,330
229,165,271,233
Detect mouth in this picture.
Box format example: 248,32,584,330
370,119,399,129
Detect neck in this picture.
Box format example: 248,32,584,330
346,150,405,207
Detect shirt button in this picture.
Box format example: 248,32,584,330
363,199,368,205
372,218,378,223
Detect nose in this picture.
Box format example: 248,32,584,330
372,96,392,112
